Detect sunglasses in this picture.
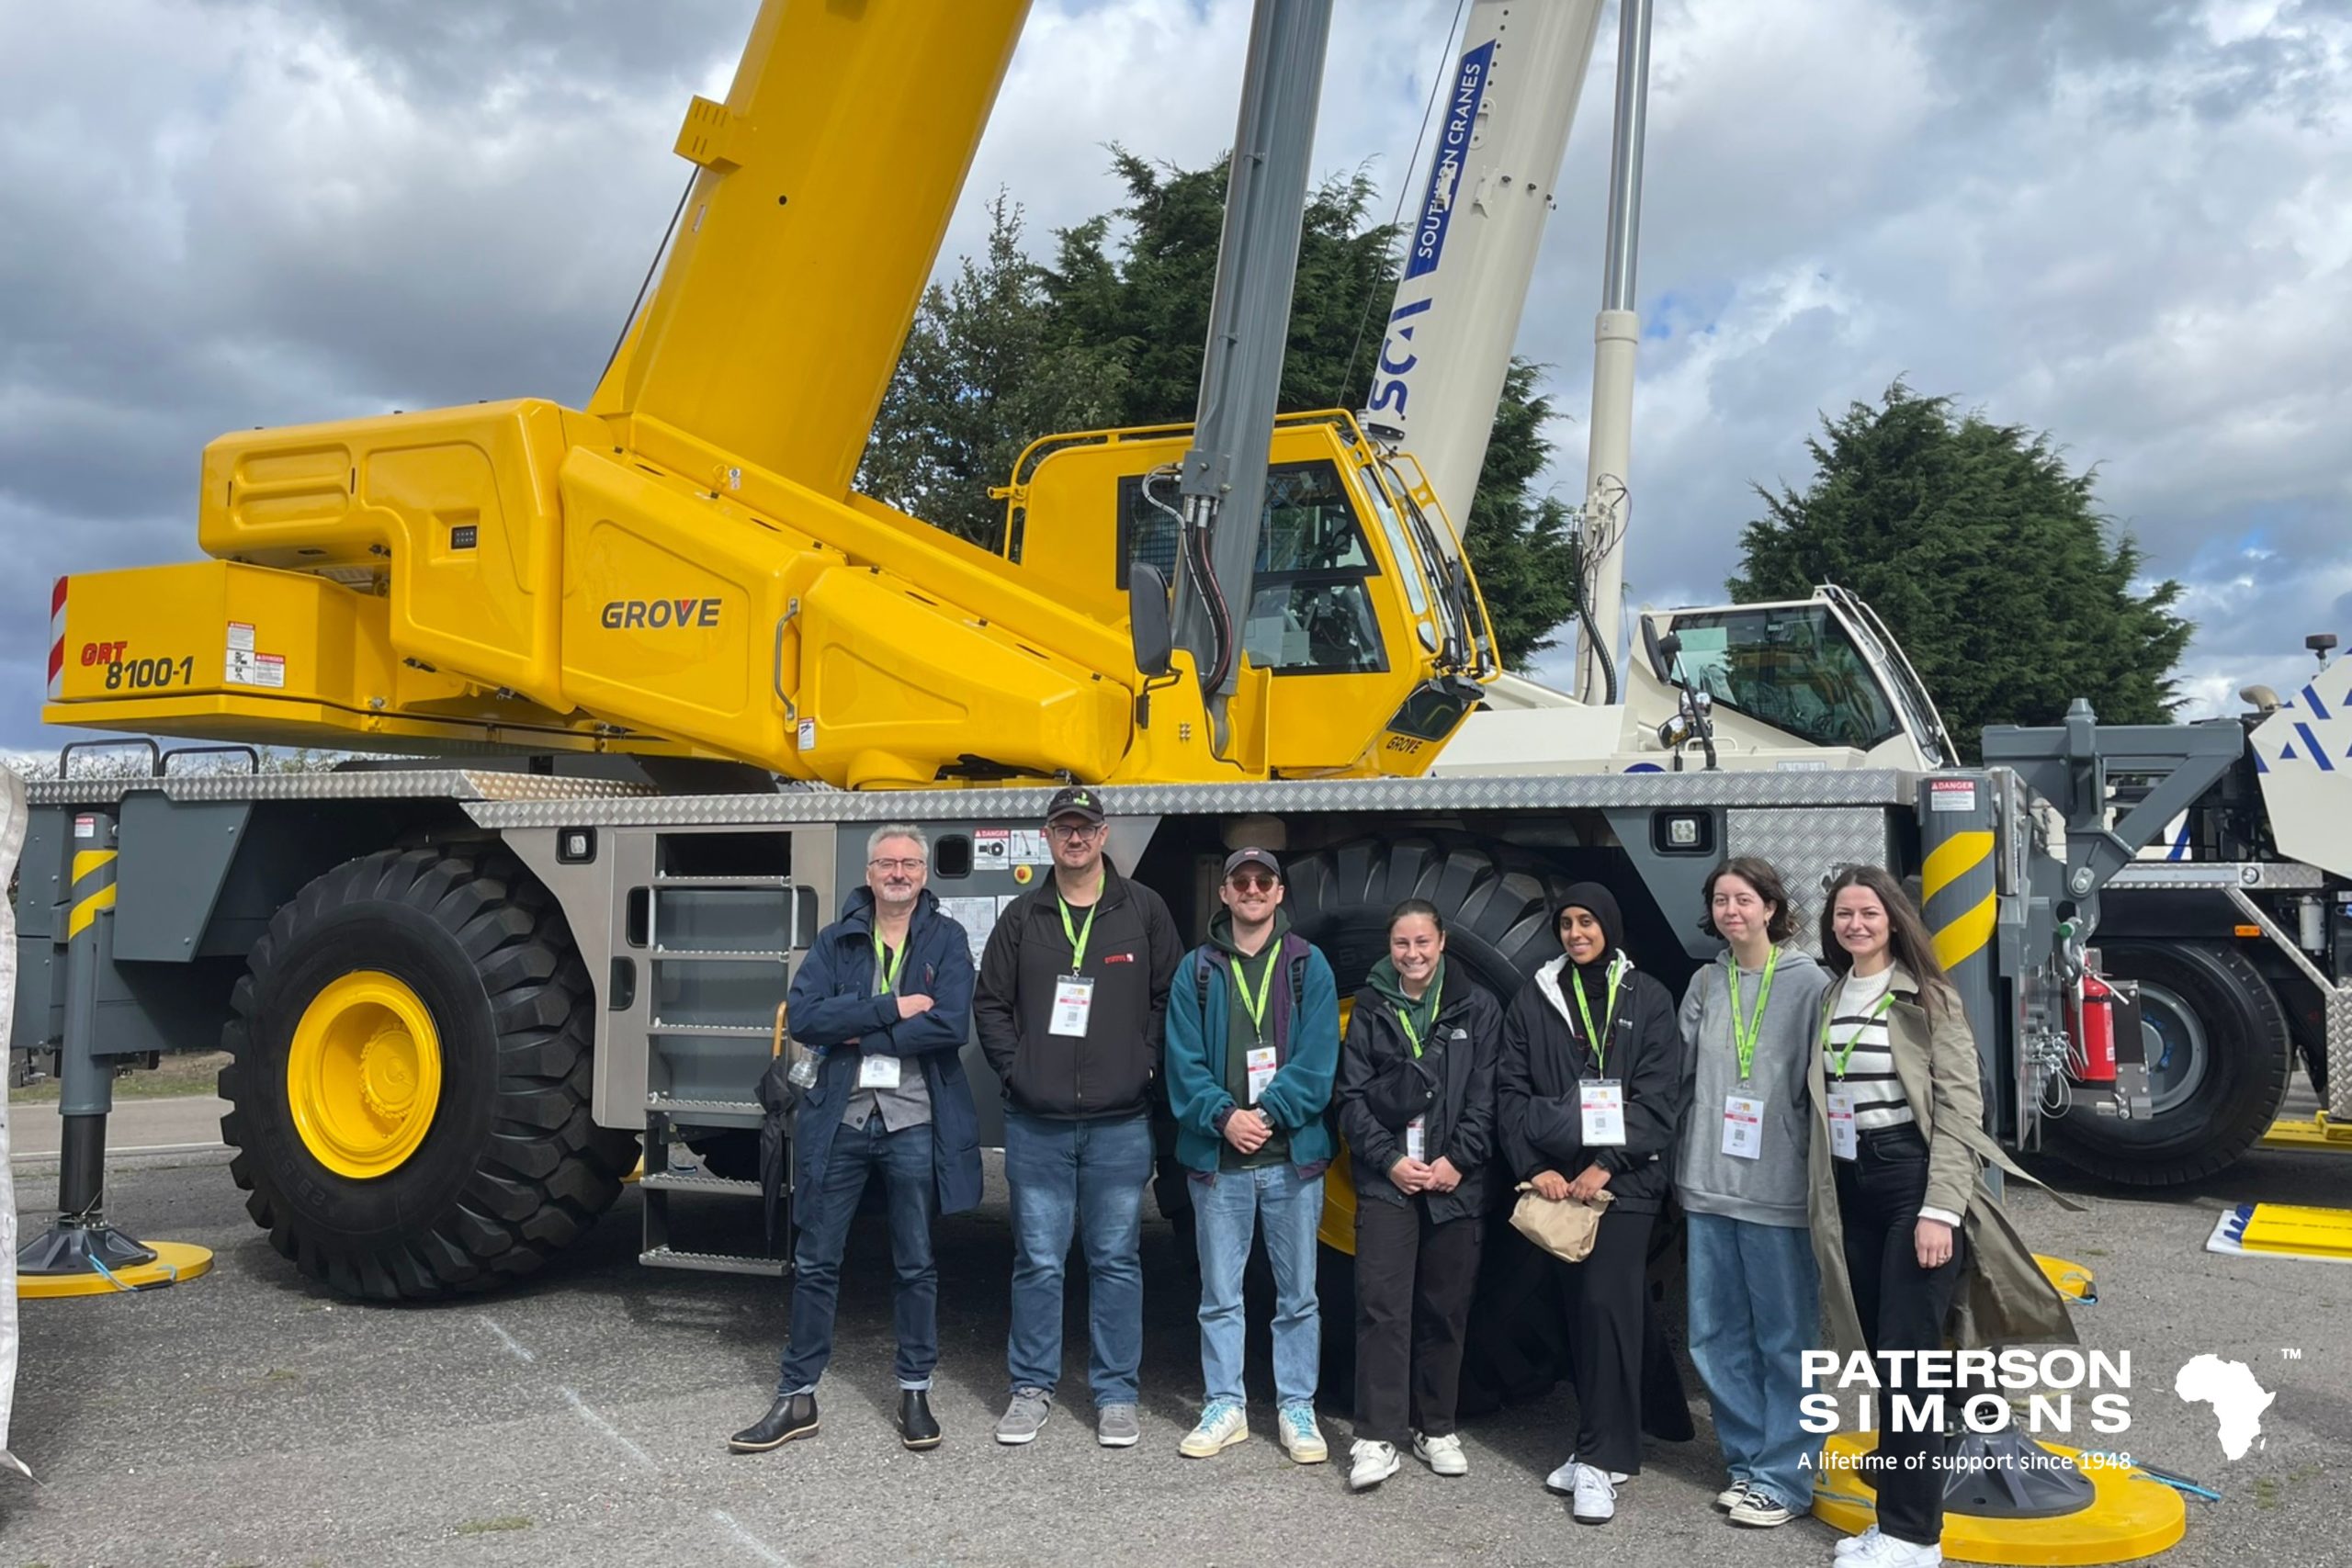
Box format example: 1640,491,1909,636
1227,871,1279,892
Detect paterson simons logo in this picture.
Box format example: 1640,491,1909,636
1802,1348,2133,1442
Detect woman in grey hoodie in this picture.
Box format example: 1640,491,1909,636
1675,857,1832,1529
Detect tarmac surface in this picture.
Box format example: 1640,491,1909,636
3,1102,2347,1568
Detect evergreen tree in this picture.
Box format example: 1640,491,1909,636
1731,383,2190,759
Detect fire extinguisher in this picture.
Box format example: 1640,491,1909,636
2075,975,2119,1085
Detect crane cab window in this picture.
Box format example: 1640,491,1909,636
1117,460,1386,675
1664,604,1901,751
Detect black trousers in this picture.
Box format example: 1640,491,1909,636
1354,1193,1484,1447
1836,1125,1967,1548
1562,1206,1655,1475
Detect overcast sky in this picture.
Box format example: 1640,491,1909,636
4,0,2346,756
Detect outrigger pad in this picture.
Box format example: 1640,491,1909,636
17,1240,213,1299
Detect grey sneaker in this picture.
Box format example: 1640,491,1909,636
1096,1403,1140,1448
995,1387,1051,1446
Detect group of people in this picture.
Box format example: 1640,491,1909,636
729,788,2072,1568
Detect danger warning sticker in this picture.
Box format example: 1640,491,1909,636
225,647,286,689
1928,778,1978,813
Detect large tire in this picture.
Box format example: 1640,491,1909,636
2047,941,2291,1186
219,846,639,1299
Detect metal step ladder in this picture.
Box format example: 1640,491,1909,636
636,871,807,1277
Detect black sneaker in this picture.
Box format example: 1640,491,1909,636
899,1389,943,1451
729,1393,819,1452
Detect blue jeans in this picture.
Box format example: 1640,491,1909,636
1686,1210,1822,1510
1193,1163,1323,1410
1004,1109,1152,1405
776,1115,938,1395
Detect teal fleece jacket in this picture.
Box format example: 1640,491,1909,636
1163,916,1340,1174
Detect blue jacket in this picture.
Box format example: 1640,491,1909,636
786,886,982,1215
1164,928,1340,1174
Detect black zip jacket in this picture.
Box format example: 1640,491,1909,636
975,864,1182,1121
1335,977,1501,1224
1498,955,1685,1214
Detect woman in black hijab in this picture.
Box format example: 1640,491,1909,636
1498,883,1689,1525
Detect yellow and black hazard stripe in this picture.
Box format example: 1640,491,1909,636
1921,828,1995,972
67,847,118,941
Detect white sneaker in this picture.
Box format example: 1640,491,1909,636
1277,1404,1328,1464
1348,1438,1401,1492
1714,1482,1749,1510
1847,1533,1941,1567
1569,1461,1617,1524
1835,1526,1885,1557
1178,1400,1248,1458
1548,1453,1630,1491
1413,1431,1468,1477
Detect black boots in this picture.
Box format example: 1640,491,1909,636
729,1393,820,1452
899,1388,942,1450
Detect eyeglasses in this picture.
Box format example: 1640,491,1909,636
868,858,925,874
1227,872,1279,892
1046,821,1104,840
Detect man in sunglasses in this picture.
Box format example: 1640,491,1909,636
730,823,979,1455
978,784,1182,1449
1163,848,1341,1464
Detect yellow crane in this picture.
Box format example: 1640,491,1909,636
46,0,1498,791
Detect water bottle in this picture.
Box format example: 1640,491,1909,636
787,1050,820,1090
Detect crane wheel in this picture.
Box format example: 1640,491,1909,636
2047,940,2292,1187
218,846,639,1300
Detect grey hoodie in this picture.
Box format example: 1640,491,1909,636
1675,945,1831,1226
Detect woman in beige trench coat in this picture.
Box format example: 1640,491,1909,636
1804,865,2077,1568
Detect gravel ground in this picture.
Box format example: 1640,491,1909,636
2,1127,2345,1568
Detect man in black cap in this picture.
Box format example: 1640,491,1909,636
1164,848,1341,1463
977,784,1182,1449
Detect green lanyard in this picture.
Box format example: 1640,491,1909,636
1395,967,1444,1058
1230,945,1281,1045
871,928,906,996
1826,990,1896,1080
1727,947,1780,1081
1572,956,1625,1076
1057,879,1102,973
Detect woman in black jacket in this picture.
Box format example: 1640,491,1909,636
1498,883,1687,1526
1335,898,1502,1494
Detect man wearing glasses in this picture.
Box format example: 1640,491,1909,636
977,785,1182,1448
729,824,980,1455
1163,848,1341,1464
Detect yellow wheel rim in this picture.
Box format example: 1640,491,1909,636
287,971,444,1179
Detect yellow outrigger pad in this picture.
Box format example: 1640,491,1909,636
2260,1111,2352,1151
17,1241,213,1299
1814,1438,2186,1565
2206,1201,2352,1262
2037,1254,2098,1303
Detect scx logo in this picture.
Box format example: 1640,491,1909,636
601,597,721,630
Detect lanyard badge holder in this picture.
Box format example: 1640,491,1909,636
1721,948,1779,1160
1233,947,1281,1104
1823,989,1895,1160
1574,956,1628,1146
1048,881,1102,1037
1396,971,1442,1162
859,928,910,1090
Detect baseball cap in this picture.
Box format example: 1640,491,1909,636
1222,847,1282,882
1044,784,1106,824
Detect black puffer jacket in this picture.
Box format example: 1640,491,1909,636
1335,966,1502,1224
1498,953,1685,1214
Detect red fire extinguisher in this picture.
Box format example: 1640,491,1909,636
2075,975,2119,1085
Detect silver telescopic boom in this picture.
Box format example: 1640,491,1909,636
1575,0,1651,705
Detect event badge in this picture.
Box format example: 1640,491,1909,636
1404,1116,1426,1163
1049,975,1096,1036
1580,1079,1626,1145
1826,1089,1859,1160
1245,1045,1278,1104
1721,1094,1764,1159
857,1053,902,1091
